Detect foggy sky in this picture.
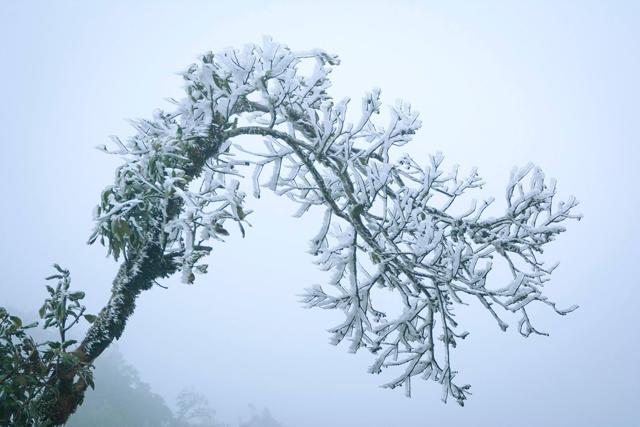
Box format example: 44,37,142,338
1,1,639,426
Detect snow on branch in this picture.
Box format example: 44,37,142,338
92,37,580,405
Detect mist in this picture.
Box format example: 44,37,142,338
1,1,639,426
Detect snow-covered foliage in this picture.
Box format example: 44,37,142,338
92,37,580,405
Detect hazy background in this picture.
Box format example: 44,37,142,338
1,1,639,426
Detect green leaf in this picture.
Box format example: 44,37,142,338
214,224,229,236
68,291,85,301
111,218,130,242
83,314,98,324
111,240,121,260
62,339,78,349
38,304,47,319
56,304,65,322
101,189,111,207
9,315,22,328
47,341,61,350
237,206,246,220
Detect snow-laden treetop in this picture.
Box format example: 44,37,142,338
90,37,580,405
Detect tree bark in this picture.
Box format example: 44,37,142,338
39,243,177,426
39,133,221,425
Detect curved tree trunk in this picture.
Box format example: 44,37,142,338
37,119,223,426
39,243,177,425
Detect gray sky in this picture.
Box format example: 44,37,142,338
1,1,639,426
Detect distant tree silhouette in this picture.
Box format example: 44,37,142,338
239,406,285,427
67,347,175,427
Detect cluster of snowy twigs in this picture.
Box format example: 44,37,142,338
92,37,580,405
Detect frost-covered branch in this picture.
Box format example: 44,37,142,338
87,37,579,406
9,37,580,424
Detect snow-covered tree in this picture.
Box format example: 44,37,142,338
0,38,580,425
